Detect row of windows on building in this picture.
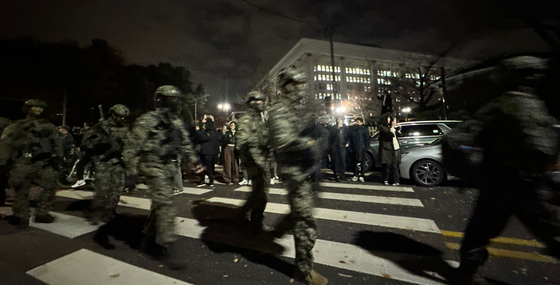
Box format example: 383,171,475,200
314,93,374,101
314,65,372,76
316,84,373,92
314,74,372,83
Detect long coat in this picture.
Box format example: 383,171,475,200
378,124,399,165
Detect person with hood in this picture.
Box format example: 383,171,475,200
194,114,221,187
378,112,401,186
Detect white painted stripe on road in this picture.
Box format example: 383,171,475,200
30,211,100,239
174,216,450,285
320,182,414,192
174,187,213,196
205,197,440,233
27,248,194,285
57,190,151,210
235,186,424,207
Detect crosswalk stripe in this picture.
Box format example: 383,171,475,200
55,190,437,233
27,248,194,285
173,216,452,285
235,186,424,207
174,187,213,196
205,197,440,233
30,211,100,239
57,190,151,210
320,182,414,192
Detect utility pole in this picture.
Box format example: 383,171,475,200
440,67,448,120
324,26,337,115
62,88,67,126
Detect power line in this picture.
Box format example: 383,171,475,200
239,0,321,28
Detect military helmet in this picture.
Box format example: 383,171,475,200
154,85,181,97
245,91,266,104
277,67,307,88
24,99,47,108
109,104,130,117
22,99,47,115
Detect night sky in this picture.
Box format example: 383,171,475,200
0,0,551,105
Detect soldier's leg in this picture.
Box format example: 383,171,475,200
288,179,317,275
455,190,512,283
515,188,560,258
34,165,59,222
145,173,177,247
248,171,270,229
102,163,125,221
11,179,32,223
91,162,110,223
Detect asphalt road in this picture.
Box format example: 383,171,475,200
0,170,559,285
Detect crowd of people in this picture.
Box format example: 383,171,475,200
2,56,560,285
0,67,334,285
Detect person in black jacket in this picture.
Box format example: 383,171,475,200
329,118,349,181
194,115,222,187
350,118,370,182
378,113,401,186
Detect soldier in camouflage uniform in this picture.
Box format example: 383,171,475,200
123,85,203,268
237,91,271,231
0,117,13,207
0,99,63,228
268,68,328,285
86,104,130,225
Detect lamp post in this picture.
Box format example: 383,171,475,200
217,103,231,123
402,107,411,122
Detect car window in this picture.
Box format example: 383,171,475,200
398,125,443,137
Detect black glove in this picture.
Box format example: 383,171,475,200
124,174,139,190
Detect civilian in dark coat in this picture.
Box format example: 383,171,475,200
351,118,370,182
378,113,400,185
329,118,349,181
194,117,222,186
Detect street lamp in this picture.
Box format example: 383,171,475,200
402,107,411,122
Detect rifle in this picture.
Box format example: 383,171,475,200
98,104,105,121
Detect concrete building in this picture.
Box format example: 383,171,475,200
259,38,471,119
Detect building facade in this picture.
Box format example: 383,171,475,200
259,38,470,119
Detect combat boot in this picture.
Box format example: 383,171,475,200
8,216,29,229
162,243,188,270
34,214,55,223
297,270,328,285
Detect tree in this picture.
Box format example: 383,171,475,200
385,57,445,113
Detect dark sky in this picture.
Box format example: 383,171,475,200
0,0,551,105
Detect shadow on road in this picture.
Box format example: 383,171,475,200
354,231,455,283
191,200,296,278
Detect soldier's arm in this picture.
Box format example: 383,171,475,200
237,117,268,170
268,110,311,153
123,115,152,175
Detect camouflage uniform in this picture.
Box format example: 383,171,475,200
0,100,63,226
237,91,270,229
268,68,327,284
123,86,200,248
0,117,12,206
87,104,130,224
